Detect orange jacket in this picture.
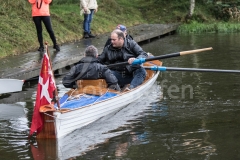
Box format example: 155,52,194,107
28,0,52,17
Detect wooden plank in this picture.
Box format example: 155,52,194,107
37,112,56,139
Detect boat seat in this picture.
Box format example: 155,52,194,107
77,79,107,88
69,79,119,96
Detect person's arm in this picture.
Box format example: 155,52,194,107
101,66,120,91
127,40,148,64
28,0,35,4
131,40,148,59
43,0,52,4
80,0,88,12
62,66,77,88
95,0,98,12
97,47,107,64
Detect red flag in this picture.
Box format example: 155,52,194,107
29,52,56,136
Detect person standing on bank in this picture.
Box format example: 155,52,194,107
98,29,148,90
80,0,98,39
28,0,60,52
104,24,133,48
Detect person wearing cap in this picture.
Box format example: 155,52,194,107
104,24,133,47
62,45,120,91
98,29,147,91
80,0,98,39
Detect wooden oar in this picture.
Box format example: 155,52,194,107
107,47,213,68
144,66,240,73
0,79,24,94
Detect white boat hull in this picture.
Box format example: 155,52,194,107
0,79,24,94
52,72,159,138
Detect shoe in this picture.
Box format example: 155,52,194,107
84,32,89,39
123,87,131,92
53,44,60,51
88,32,95,38
121,84,131,92
38,46,44,52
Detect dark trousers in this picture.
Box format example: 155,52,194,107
33,16,57,47
111,67,146,89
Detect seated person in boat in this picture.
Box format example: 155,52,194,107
98,29,148,90
62,45,120,91
104,24,133,48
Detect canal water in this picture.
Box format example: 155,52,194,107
1,33,240,160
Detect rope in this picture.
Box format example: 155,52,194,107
59,88,78,108
90,88,109,106
44,112,57,118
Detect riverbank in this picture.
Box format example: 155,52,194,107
0,24,178,80
1,0,240,58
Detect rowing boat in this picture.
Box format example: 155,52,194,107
36,59,162,139
31,86,162,159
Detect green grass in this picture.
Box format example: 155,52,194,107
0,0,145,58
178,21,240,33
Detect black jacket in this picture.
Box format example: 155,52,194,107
104,34,133,48
98,38,148,74
62,57,118,88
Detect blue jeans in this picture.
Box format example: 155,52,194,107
111,67,146,89
83,9,94,33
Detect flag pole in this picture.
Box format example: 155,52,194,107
45,42,60,109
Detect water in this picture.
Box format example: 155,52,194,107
1,33,240,160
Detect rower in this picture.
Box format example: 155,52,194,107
62,45,120,91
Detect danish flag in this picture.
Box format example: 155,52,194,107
29,51,56,136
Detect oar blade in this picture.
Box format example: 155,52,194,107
0,79,24,94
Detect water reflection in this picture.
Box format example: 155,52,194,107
0,103,29,160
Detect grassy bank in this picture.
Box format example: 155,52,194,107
0,0,145,58
178,21,240,33
1,0,240,58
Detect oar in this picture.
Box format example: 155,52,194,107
144,66,240,73
107,47,213,68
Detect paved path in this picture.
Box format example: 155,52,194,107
0,23,179,80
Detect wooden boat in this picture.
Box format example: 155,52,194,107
0,79,24,94
31,89,162,159
37,60,162,139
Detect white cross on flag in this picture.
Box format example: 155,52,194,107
29,51,56,136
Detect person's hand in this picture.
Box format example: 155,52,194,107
83,7,88,12
128,58,136,64
94,8,98,13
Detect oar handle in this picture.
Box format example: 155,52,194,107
180,47,213,56
107,47,213,68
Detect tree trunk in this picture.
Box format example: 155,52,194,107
189,0,195,17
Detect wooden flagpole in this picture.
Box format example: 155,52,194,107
45,42,60,109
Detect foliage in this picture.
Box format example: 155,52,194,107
208,0,240,21
178,21,240,33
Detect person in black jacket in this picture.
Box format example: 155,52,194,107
98,29,148,90
62,45,120,91
104,24,133,48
